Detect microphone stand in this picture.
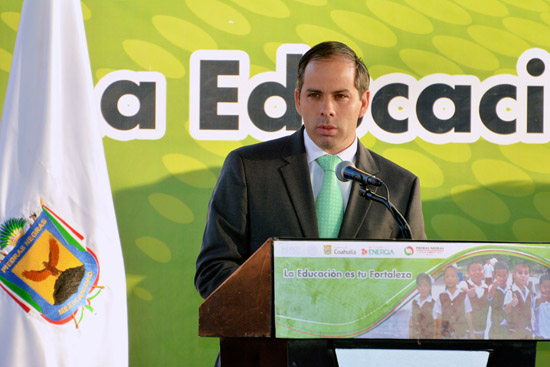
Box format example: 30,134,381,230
358,186,413,240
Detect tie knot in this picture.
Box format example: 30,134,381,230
316,155,341,172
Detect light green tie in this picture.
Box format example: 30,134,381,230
315,155,344,238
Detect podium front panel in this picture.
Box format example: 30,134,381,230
273,239,550,341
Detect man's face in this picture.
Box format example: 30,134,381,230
295,55,369,154
513,265,530,288
468,263,484,285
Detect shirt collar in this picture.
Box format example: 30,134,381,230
512,283,530,295
446,288,464,298
497,284,509,292
467,279,488,289
304,128,357,164
414,294,433,305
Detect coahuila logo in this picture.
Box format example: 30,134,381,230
190,45,550,145
404,246,414,256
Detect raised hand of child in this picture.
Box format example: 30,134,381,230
510,293,519,307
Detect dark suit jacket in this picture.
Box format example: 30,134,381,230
195,128,426,298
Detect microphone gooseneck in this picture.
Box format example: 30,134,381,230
334,160,413,240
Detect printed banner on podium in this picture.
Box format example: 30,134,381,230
274,240,550,340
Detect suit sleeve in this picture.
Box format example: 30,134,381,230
404,176,427,240
194,150,249,299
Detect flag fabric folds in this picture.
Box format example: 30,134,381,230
0,0,128,366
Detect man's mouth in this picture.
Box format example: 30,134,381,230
318,124,337,134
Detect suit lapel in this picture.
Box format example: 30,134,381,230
279,128,319,238
278,132,381,239
339,141,379,238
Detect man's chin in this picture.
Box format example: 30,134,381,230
313,136,338,152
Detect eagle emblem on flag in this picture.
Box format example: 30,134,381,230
0,204,101,326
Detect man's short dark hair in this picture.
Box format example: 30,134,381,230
296,41,370,96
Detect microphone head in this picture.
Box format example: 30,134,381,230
335,160,354,182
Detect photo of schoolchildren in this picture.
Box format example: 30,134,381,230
488,261,511,339
409,273,435,339
534,273,550,339
504,262,535,339
434,266,475,339
458,259,489,339
361,255,549,341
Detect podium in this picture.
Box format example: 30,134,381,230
199,238,539,367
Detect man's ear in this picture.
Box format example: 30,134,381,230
358,90,370,118
294,88,302,115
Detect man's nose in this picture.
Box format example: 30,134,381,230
320,97,335,117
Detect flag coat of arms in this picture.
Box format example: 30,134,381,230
0,0,128,366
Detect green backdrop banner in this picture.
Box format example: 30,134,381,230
1,0,550,365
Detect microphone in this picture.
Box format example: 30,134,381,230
335,161,382,187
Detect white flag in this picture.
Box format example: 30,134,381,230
0,0,128,366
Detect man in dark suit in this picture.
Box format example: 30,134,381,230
195,41,426,299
